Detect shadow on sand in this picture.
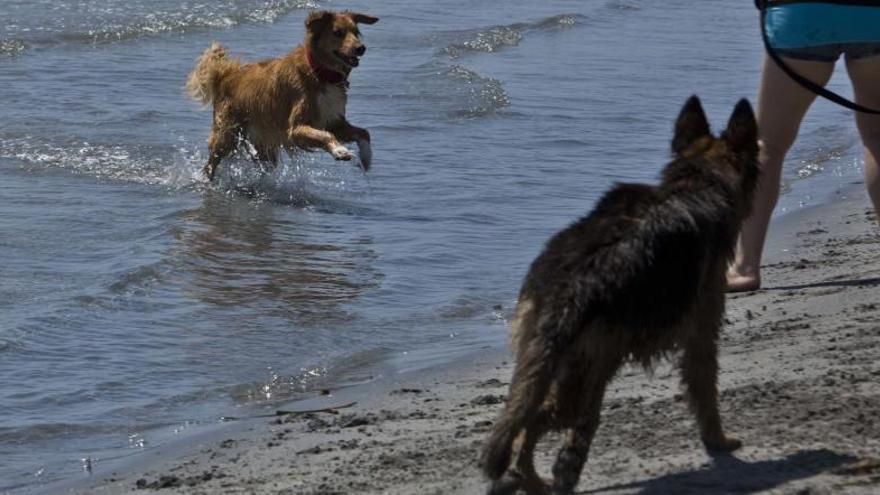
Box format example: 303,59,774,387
767,276,880,292
582,449,857,494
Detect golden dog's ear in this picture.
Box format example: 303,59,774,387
349,12,379,25
305,11,334,31
672,95,710,155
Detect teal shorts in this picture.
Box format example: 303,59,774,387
765,2,880,61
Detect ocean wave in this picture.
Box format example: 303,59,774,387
229,347,391,405
442,65,510,119
796,144,853,180
0,0,318,54
0,39,27,58
207,152,374,207
409,63,510,120
441,14,584,59
790,128,859,180
229,364,330,403
0,137,193,186
0,135,375,209
109,263,170,296
0,421,140,444
605,1,642,11
436,295,509,324
0,321,29,355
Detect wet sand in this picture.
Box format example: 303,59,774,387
70,188,880,494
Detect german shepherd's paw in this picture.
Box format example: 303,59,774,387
703,435,742,454
330,144,354,161
487,471,551,495
487,471,522,495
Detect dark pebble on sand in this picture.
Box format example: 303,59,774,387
340,414,374,428
470,394,505,406
136,472,215,489
391,388,424,395
477,378,506,388
298,445,325,454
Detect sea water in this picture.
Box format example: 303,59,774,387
0,0,868,491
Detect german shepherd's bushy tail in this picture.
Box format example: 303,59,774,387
185,42,239,105
481,305,562,480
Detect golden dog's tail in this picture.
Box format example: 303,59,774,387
185,42,238,105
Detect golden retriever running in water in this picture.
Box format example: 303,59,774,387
481,97,760,494
186,10,378,180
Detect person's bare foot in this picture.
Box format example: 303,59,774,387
726,268,760,292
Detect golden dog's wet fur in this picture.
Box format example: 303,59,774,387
481,97,760,495
186,10,378,180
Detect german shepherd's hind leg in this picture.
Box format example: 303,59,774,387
488,416,551,495
515,412,552,495
482,340,556,488
551,427,594,495
680,299,741,454
551,359,618,494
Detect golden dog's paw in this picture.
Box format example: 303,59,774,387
357,139,372,170
330,144,354,161
704,435,742,454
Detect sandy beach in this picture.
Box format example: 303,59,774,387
63,187,880,494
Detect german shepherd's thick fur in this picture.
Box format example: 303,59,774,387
186,10,378,180
481,97,759,495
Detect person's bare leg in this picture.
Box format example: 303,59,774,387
845,55,880,220
727,56,834,291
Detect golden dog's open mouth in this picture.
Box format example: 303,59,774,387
333,50,360,68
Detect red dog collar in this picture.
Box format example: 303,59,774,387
306,49,348,87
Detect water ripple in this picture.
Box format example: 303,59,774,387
440,14,585,59
0,0,319,55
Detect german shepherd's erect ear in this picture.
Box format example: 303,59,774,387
672,95,711,155
723,99,758,151
348,12,379,25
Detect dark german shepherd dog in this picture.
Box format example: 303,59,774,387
481,96,759,495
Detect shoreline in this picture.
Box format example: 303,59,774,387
43,342,513,495
61,184,880,494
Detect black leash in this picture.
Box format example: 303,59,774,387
756,0,880,114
